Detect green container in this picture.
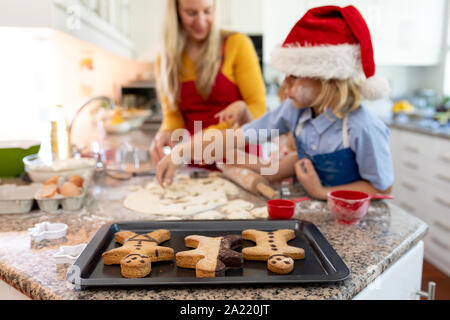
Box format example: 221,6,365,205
0,141,41,178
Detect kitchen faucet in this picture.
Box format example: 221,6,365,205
69,96,116,133
69,96,116,155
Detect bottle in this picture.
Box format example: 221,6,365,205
50,105,72,161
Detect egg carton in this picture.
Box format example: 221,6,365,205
34,177,88,213
35,192,87,213
0,184,42,214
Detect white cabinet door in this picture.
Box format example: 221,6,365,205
219,0,263,34
353,241,424,300
261,0,445,66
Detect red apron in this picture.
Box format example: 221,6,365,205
178,38,262,168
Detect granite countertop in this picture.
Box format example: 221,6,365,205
0,173,428,300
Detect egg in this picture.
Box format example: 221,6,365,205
44,176,60,186
38,184,58,199
68,175,84,188
60,182,82,197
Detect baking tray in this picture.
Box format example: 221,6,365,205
69,220,349,288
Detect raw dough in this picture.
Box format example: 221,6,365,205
226,210,253,220
124,174,238,217
249,207,268,219
194,211,225,220
221,200,254,215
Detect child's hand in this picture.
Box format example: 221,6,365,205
295,159,327,200
214,101,251,127
156,154,180,188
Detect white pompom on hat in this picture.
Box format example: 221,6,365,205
270,5,390,100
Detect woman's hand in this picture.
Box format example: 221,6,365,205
150,130,174,165
156,154,180,187
295,159,327,200
214,100,252,128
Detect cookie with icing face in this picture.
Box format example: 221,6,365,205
267,255,294,274
242,229,305,274
102,229,174,278
176,235,243,277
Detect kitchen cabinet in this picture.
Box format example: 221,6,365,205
0,0,134,59
260,0,446,66
354,241,423,300
218,0,263,35
390,127,450,275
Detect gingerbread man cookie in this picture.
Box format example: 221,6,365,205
102,229,174,278
176,235,243,277
242,229,305,274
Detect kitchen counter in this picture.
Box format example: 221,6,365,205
0,172,428,300
386,119,450,140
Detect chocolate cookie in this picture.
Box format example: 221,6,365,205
267,255,294,274
176,235,243,277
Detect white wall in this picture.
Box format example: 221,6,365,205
0,27,152,143
0,0,53,27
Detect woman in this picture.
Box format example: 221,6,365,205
150,0,266,164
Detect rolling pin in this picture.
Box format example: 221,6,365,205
217,164,277,199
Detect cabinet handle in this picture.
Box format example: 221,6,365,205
416,282,436,300
402,161,418,170
433,220,450,234
431,237,450,251
434,197,450,209
400,182,417,192
439,155,450,164
404,145,420,154
436,174,450,185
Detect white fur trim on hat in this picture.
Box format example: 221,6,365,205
270,43,364,80
361,76,390,100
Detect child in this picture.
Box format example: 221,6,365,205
156,5,394,200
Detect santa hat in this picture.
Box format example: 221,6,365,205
271,5,390,100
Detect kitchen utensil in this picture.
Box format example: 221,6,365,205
68,219,349,288
28,222,68,242
217,164,276,199
327,190,393,225
0,141,41,178
54,244,87,265
267,198,310,220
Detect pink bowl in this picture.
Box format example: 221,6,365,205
327,190,371,225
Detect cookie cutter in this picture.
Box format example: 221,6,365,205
54,244,87,264
28,222,68,242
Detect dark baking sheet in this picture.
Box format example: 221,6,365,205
69,220,349,288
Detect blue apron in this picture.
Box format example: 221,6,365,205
294,113,362,187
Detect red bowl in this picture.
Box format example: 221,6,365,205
327,190,371,225
267,199,296,220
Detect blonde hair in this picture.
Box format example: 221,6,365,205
158,0,224,109
311,79,362,118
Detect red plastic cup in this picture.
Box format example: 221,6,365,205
267,198,310,220
327,190,393,225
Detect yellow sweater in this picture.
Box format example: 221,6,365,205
156,32,266,132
